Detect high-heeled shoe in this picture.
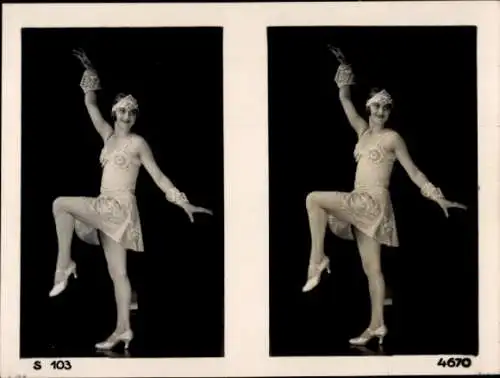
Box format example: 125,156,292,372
302,256,331,292
95,329,134,350
349,325,387,346
49,261,77,297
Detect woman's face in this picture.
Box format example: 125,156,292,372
368,102,391,126
114,107,137,130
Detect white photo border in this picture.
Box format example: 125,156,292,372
2,1,499,377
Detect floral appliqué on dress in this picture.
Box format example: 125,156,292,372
94,196,129,224
345,191,382,223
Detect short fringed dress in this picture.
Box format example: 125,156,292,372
327,130,399,247
74,134,145,252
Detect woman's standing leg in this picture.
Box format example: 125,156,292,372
354,228,385,330
100,232,132,334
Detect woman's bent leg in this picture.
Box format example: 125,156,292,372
100,232,131,333
354,228,385,329
52,196,103,282
52,198,77,273
305,191,349,266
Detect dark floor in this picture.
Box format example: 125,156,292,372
33,312,192,358
21,249,224,359
24,305,224,358
29,305,386,359
269,272,479,357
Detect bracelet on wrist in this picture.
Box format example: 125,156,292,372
80,69,101,93
165,187,189,206
421,182,444,202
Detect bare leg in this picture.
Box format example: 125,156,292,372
100,232,131,334
354,228,385,330
52,198,76,274
51,196,102,283
305,192,329,267
305,191,349,271
302,191,352,292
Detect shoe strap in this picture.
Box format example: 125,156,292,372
55,262,75,274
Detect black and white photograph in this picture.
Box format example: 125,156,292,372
2,2,500,377
19,27,224,358
268,26,478,356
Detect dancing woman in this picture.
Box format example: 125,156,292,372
49,49,212,350
302,47,466,346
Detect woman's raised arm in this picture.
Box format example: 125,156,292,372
338,81,368,138
328,46,367,138
73,49,113,142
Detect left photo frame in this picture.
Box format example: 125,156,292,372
19,27,224,358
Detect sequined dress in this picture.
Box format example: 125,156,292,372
74,134,145,251
327,130,399,247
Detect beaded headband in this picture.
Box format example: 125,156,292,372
112,95,139,113
366,89,393,108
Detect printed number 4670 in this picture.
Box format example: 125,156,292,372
437,357,472,368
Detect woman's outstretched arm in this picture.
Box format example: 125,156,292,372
390,131,467,217
137,136,212,222
73,49,113,142
137,136,177,194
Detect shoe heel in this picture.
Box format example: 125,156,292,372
124,340,131,350
326,261,331,274
378,335,384,345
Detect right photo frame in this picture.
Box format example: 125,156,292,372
268,26,478,357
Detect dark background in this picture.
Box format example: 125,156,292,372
268,26,478,356
21,28,224,358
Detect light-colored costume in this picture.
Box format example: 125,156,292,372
74,133,145,252
327,130,399,247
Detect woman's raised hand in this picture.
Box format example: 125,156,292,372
328,44,347,65
73,48,94,71
436,198,467,218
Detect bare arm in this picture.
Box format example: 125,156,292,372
391,132,429,188
73,49,113,142
137,136,178,195
328,48,368,138
137,136,213,221
137,136,214,223
84,88,113,142
339,85,368,138
390,131,467,216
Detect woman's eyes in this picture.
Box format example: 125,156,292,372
372,104,390,111
118,109,136,116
